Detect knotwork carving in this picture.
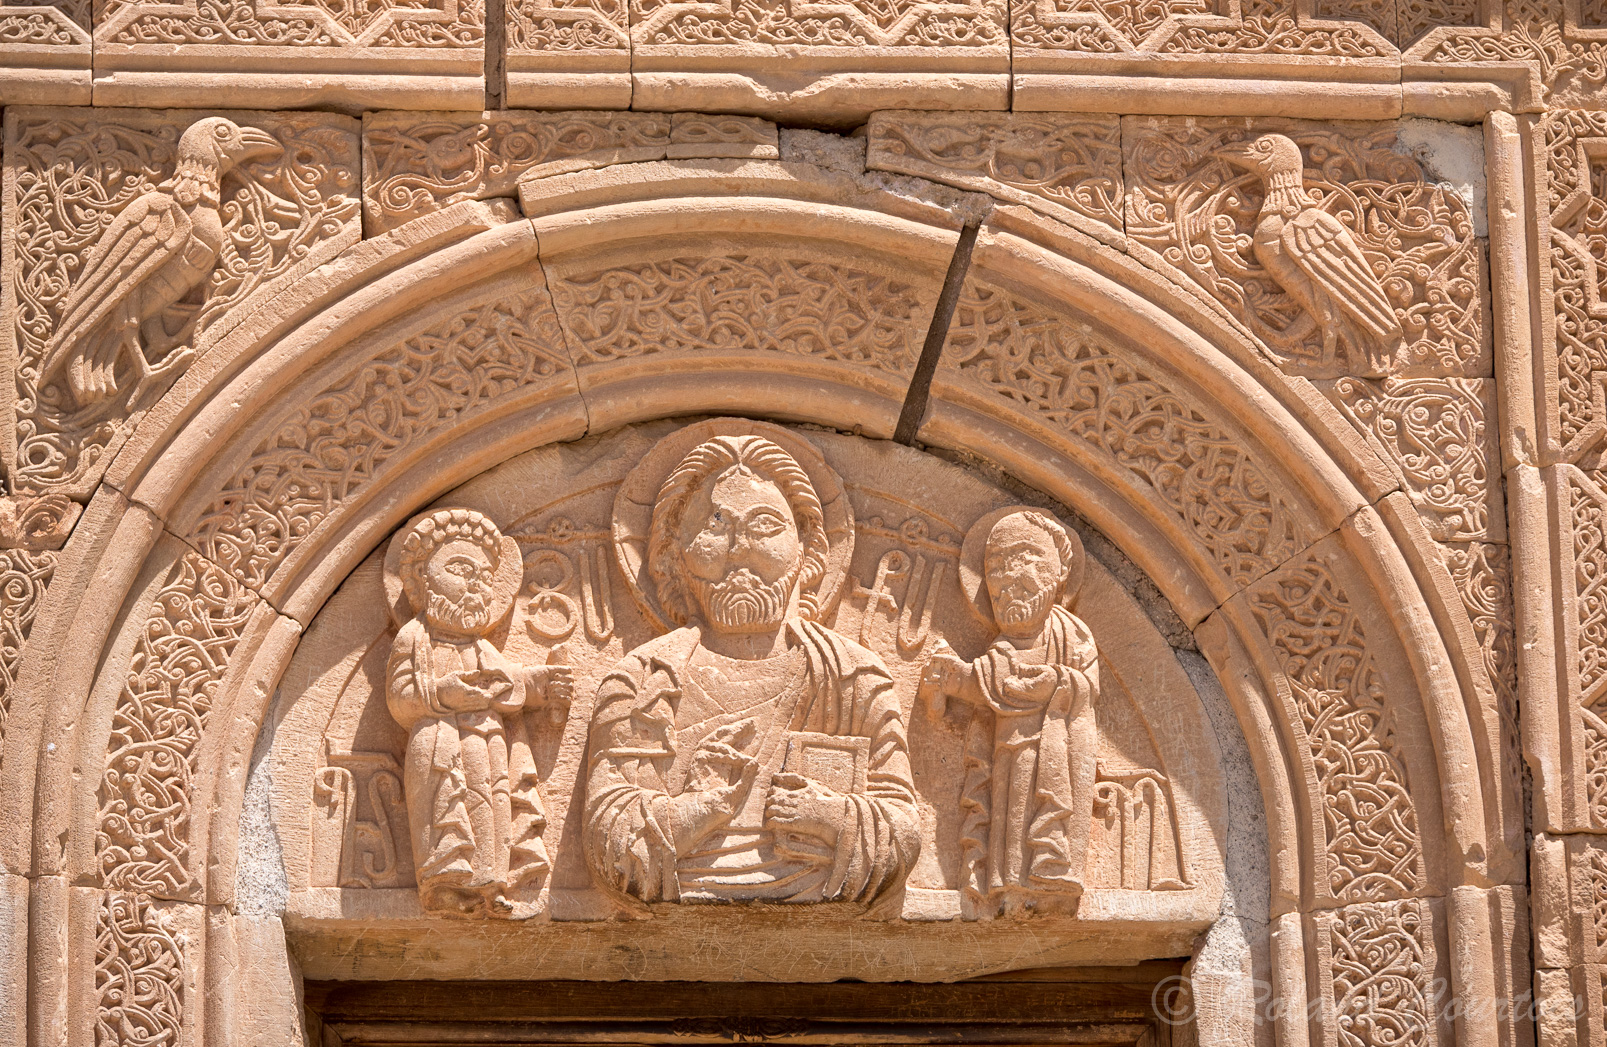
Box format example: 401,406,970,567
630,0,1005,47
4,110,358,496
1543,109,1607,458
1441,543,1522,804
96,551,255,898
944,279,1304,587
1330,377,1497,541
1249,553,1424,901
865,112,1123,235
362,112,671,234
1125,121,1483,379
95,893,184,1047
508,0,628,55
0,549,55,756
192,289,569,592
1315,0,1476,48
550,255,930,375
95,0,481,47
1012,0,1397,56
1324,899,1435,1047
1566,467,1607,828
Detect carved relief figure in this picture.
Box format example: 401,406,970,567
921,507,1098,914
385,508,571,916
1215,133,1403,377
38,117,282,413
585,433,920,907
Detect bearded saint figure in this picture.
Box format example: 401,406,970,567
584,435,920,907
921,509,1098,913
387,509,569,916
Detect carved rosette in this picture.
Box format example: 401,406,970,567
1123,118,1485,380
2,108,360,498
96,551,256,899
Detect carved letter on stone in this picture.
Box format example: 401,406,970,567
920,506,1098,917
584,427,920,907
384,508,572,917
39,117,281,416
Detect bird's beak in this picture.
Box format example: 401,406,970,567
1213,143,1256,169
236,127,283,162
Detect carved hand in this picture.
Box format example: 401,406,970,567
435,669,506,712
670,723,759,851
764,772,850,853
919,642,973,717
532,664,575,711
1002,663,1060,704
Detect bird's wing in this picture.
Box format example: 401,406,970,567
1280,207,1401,341
39,192,192,383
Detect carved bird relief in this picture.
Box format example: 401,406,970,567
38,117,282,412
1216,134,1403,378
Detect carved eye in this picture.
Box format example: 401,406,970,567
214,125,231,139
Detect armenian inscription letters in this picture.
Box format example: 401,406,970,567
305,418,1208,921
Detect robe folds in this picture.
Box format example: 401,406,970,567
960,604,1098,906
387,617,549,910
584,620,920,907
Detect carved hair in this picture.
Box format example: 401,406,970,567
989,510,1078,594
648,435,830,625
397,508,501,613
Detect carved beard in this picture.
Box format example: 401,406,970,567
996,585,1052,627
426,589,492,634
692,565,797,630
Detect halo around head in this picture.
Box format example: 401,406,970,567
958,504,1085,626
383,506,523,629
613,418,854,633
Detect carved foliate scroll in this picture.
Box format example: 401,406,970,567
362,112,672,234
865,112,1123,238
1329,377,1501,541
549,255,931,376
95,893,184,1047
943,278,1305,587
96,551,255,898
1124,119,1485,379
629,0,1005,50
1319,899,1440,1047
3,108,359,498
191,287,569,593
1249,552,1424,902
0,548,55,756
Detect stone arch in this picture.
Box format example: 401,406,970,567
0,160,1517,1046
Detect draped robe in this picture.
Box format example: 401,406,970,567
960,605,1098,907
387,617,549,911
584,620,920,907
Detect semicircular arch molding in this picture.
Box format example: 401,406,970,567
0,171,1517,1047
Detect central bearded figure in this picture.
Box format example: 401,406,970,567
583,434,920,906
